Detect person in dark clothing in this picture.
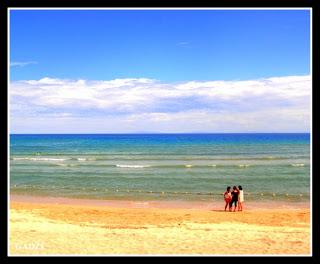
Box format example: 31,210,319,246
230,186,240,212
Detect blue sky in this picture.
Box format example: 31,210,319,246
9,9,311,133
10,9,310,81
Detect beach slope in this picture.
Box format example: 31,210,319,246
9,199,310,255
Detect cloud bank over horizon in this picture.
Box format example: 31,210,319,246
10,75,311,133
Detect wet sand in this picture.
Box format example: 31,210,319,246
9,195,311,255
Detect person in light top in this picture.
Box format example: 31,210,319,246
238,185,244,211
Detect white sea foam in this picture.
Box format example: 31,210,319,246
291,163,305,167
77,158,87,161
185,165,193,168
116,164,150,168
56,163,76,167
13,157,67,161
238,164,250,168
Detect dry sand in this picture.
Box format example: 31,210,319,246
9,196,310,255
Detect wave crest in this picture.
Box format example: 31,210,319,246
238,164,250,168
291,163,305,167
13,157,67,161
116,164,151,168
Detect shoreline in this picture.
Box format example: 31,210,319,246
10,193,310,210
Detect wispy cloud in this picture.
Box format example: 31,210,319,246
176,41,190,47
10,61,38,67
10,75,311,133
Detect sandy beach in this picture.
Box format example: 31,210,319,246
9,195,310,255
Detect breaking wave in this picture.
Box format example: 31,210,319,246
291,163,305,167
13,157,67,161
116,164,151,168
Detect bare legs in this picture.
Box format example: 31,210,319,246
225,201,232,211
233,204,237,212
227,201,243,212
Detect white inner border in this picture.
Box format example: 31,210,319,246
7,7,313,257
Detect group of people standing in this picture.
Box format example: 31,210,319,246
224,185,244,212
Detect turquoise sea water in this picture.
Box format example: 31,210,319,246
10,134,310,202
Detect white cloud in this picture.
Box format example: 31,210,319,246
10,61,38,67
10,75,311,133
176,41,190,47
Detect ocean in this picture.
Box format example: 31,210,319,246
10,133,310,203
